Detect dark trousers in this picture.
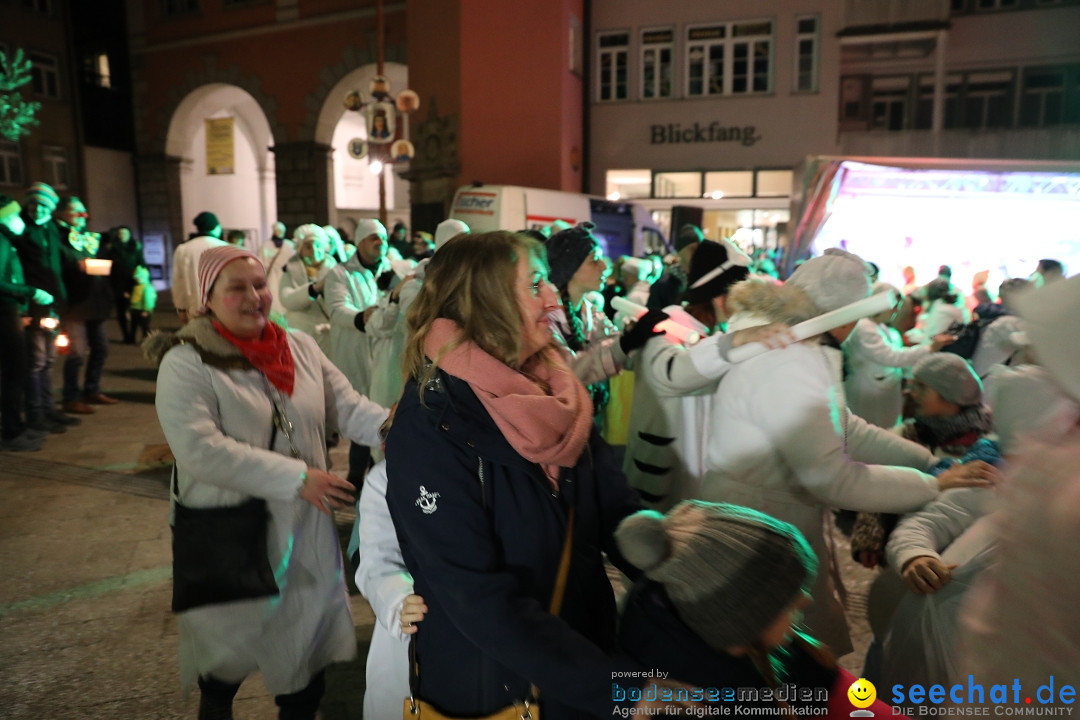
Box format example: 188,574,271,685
62,318,109,403
198,670,325,720
0,308,27,439
347,441,372,489
24,322,57,420
114,290,132,342
129,309,152,342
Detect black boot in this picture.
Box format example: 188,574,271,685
275,670,325,720
197,675,241,720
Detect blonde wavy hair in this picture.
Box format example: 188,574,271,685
403,231,549,392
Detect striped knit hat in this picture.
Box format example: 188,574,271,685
197,244,260,314
25,182,59,212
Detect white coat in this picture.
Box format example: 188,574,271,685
702,315,939,654
353,461,413,720
322,254,392,397
278,254,335,353
623,329,736,511
970,315,1026,378
264,240,296,322
844,318,930,428
152,318,388,694
170,235,227,314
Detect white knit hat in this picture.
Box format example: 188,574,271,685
434,219,470,250
787,248,872,313
1014,274,1080,401
354,218,387,242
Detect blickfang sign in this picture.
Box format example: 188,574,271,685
650,122,761,147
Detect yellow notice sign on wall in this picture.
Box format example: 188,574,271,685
205,118,234,175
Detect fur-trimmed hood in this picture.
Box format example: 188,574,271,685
142,315,252,371
724,277,823,331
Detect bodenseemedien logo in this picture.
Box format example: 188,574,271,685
848,678,877,716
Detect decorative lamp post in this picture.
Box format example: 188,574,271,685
341,1,418,226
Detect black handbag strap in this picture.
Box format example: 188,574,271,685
408,507,575,710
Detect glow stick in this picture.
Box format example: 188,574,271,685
727,290,899,364
610,296,702,346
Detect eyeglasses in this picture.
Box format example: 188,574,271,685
525,278,551,297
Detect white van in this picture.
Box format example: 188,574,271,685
449,184,666,260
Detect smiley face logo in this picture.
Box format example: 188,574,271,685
847,678,877,716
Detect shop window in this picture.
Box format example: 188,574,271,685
640,28,673,99
598,32,629,102
0,143,23,187
686,20,773,98
794,16,819,93
755,170,793,197
605,169,651,200
704,171,753,199
654,172,702,198
870,76,910,130
1020,68,1065,127
28,52,60,99
42,146,69,190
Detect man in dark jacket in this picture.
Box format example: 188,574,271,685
0,195,55,450
102,226,145,344
55,197,119,414
646,224,702,310
13,182,77,433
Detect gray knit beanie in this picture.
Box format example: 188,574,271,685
615,501,817,651
913,353,983,407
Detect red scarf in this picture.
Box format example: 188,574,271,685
425,318,592,489
213,320,296,396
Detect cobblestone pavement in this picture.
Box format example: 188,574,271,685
0,306,872,719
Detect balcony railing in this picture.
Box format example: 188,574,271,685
840,0,951,33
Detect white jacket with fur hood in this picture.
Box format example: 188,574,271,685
699,279,939,655
149,317,388,694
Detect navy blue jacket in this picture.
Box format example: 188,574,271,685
386,370,644,719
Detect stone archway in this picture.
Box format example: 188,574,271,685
164,83,278,258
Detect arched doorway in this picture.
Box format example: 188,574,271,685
165,83,277,255
314,63,410,231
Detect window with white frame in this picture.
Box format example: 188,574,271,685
85,52,112,89
597,32,629,102
965,71,1014,128
794,16,820,92
42,146,69,190
1020,68,1065,126
870,76,910,130
22,0,53,14
687,20,773,97
640,28,673,99
28,52,60,99
0,143,23,187
915,73,961,129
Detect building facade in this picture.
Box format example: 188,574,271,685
1,0,84,205
125,0,409,270
589,0,1080,251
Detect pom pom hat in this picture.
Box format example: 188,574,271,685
615,500,817,651
25,182,59,213
197,245,261,314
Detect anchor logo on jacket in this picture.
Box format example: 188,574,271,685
415,485,441,514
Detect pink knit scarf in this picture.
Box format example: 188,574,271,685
425,318,593,489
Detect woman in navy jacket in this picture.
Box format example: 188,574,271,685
385,231,646,719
